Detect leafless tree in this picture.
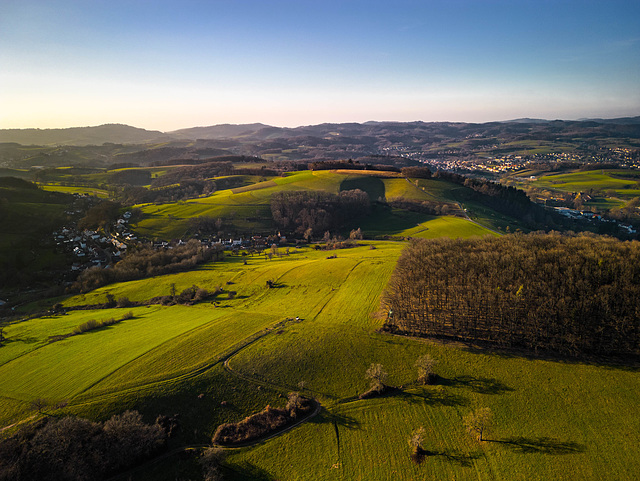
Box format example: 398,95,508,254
464,407,493,441
365,363,388,392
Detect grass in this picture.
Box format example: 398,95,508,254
227,312,640,480
39,184,109,197
398,216,499,238
2,239,639,480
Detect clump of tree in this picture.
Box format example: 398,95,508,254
271,189,370,237
0,410,168,481
72,240,223,292
188,216,225,236
382,233,640,356
117,180,216,204
212,393,314,446
77,200,121,230
150,284,222,306
464,407,493,441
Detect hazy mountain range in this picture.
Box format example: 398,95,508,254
1,117,639,146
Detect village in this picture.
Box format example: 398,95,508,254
53,209,291,278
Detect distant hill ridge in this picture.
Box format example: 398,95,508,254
1,117,639,146
0,124,167,146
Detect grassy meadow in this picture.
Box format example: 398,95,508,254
1,239,639,480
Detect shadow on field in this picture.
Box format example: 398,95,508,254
401,388,468,407
224,461,275,480
489,436,586,455
438,375,514,395
414,448,483,467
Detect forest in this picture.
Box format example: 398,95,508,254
270,189,370,236
381,233,640,356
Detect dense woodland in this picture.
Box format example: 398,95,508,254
382,234,640,356
270,189,370,236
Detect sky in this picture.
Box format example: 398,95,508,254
1,0,639,131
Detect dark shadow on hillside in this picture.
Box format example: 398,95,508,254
1,335,39,345
438,375,514,395
224,461,275,481
340,176,386,202
460,343,640,373
489,436,586,455
308,409,361,430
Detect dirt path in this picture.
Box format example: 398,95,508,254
0,414,36,434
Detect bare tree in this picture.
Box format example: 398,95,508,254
200,446,226,481
408,426,426,454
365,363,388,392
286,392,304,418
415,354,437,385
464,407,493,441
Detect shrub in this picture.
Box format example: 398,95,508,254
116,296,132,308
194,288,211,302
73,319,99,334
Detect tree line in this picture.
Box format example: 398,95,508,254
271,189,370,236
381,233,640,356
431,171,626,235
308,159,401,172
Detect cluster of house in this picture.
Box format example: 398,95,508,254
55,204,294,277
153,234,288,251
53,211,139,272
53,227,125,271
554,207,637,234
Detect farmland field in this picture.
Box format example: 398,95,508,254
40,183,109,197
529,170,640,199
132,170,504,239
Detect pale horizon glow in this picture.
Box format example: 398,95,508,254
1,0,639,132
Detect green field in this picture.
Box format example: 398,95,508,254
530,170,640,199
2,239,639,480
40,183,109,197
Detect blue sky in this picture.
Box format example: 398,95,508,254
1,0,639,130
